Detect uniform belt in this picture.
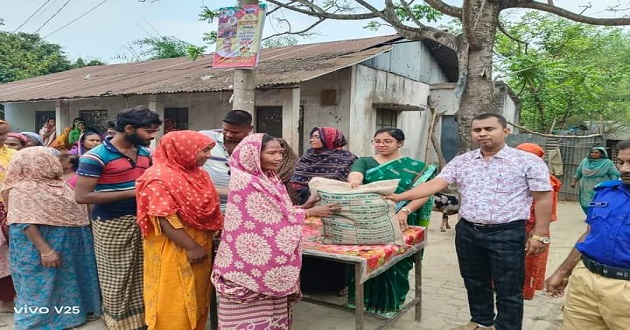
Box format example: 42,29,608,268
460,218,526,232
582,254,630,280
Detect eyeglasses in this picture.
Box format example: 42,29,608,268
371,139,396,145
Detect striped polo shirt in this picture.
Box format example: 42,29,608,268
76,138,152,220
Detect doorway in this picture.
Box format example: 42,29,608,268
256,106,283,138
35,111,56,132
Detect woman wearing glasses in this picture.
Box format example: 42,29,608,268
346,128,435,316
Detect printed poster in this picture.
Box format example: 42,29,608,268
213,4,266,68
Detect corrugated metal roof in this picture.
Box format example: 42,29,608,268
0,35,402,103
422,39,459,82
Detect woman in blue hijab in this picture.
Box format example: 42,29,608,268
571,147,620,213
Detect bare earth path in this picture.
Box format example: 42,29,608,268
0,202,584,329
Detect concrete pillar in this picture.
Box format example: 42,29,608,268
55,99,71,134
281,87,301,152
147,94,164,147
232,0,259,123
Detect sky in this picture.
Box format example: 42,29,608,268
0,0,626,63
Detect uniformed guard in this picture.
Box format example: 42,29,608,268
545,138,630,329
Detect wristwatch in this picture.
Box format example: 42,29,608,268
401,207,411,215
531,234,550,244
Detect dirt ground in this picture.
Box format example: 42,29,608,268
0,202,585,329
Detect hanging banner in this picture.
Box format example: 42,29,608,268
213,4,266,68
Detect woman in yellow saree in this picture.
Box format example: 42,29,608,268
136,131,224,330
347,128,436,315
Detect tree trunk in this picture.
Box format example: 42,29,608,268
455,0,500,152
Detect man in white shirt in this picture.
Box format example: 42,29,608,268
200,110,252,212
387,113,552,330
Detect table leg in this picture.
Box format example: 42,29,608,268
210,286,218,329
355,263,364,330
414,250,422,322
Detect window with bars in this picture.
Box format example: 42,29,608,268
375,109,398,130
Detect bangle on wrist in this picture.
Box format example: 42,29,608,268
41,250,55,257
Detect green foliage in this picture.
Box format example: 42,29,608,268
364,2,443,31
395,3,443,23
71,58,105,69
495,12,630,133
0,32,72,83
262,35,298,48
120,36,206,61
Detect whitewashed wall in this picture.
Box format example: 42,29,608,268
350,64,432,160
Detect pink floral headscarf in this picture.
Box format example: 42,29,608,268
212,134,305,297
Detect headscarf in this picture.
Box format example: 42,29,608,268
39,120,57,146
291,127,357,185
516,143,545,158
517,143,562,221
51,127,72,151
68,121,85,146
70,132,100,156
0,120,16,184
0,147,88,227
136,130,223,236
578,146,617,178
276,138,299,204
212,134,305,297
21,132,44,146
7,133,28,147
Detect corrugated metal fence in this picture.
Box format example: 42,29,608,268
506,134,606,202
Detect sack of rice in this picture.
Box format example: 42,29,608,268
308,177,404,246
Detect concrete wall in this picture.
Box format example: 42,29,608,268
4,101,56,133
363,40,449,84
4,96,151,134
298,68,353,152
350,65,432,160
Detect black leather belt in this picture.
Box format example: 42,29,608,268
582,254,630,280
460,218,526,232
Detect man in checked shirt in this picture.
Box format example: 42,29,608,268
387,113,553,330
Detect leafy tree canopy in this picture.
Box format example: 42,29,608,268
119,36,207,61
0,30,104,84
0,31,72,83
495,12,630,133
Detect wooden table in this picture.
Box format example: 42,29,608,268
209,219,426,330
300,218,426,330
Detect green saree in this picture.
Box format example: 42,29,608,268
347,156,436,315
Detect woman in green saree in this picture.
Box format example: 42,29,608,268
571,147,620,214
346,128,435,315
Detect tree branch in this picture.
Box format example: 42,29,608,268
269,0,458,50
399,0,426,28
267,1,297,15
424,0,463,18
266,0,379,20
507,121,602,138
262,16,326,41
512,1,630,25
497,20,527,45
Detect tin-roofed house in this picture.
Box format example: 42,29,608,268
0,34,516,160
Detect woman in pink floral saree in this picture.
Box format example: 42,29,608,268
211,134,338,329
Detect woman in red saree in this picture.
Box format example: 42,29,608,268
516,143,562,300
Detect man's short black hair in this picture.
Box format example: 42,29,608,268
471,112,508,129
617,139,630,151
223,110,252,127
115,105,162,132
